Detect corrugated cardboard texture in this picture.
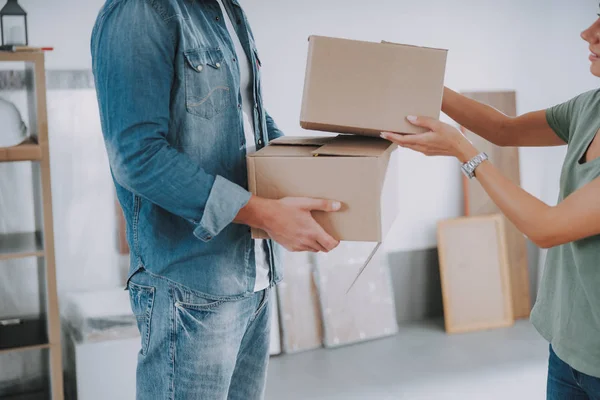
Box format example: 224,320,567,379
300,36,447,137
277,251,323,354
437,215,514,334
247,136,397,242
314,242,398,348
461,91,531,320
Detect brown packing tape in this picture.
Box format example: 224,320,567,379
346,242,382,294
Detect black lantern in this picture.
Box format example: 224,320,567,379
0,0,28,46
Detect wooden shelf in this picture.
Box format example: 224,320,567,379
0,140,42,163
0,47,64,400
0,232,44,261
4,391,49,400
0,343,50,356
0,51,44,63
0,318,49,353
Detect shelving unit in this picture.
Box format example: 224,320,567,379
0,139,43,162
0,232,44,261
0,51,64,399
0,319,49,353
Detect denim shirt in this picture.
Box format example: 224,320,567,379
91,0,283,298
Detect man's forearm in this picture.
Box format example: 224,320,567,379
110,130,251,241
234,195,271,230
94,0,250,242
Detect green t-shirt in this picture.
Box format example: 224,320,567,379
531,89,600,377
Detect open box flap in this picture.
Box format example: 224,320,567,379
311,135,395,157
270,136,334,146
252,135,395,157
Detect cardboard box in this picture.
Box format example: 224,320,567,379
247,135,398,242
300,36,448,137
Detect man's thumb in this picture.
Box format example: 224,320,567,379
294,198,342,212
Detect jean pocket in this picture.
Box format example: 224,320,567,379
173,291,233,338
128,281,155,356
183,47,231,120
174,297,225,312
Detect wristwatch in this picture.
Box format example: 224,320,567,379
461,152,488,179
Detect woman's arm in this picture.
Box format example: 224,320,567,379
443,87,566,147
381,117,600,249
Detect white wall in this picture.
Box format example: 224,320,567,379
19,0,104,70
240,0,599,251
11,0,600,258
2,0,595,393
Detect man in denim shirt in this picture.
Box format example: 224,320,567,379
92,0,340,398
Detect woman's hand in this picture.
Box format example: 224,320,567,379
381,116,479,163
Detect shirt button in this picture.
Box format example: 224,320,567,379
254,103,258,109
216,16,220,21
215,62,221,68
258,139,263,146
238,104,242,109
196,65,203,72
232,58,236,62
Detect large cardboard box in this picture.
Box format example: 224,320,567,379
300,36,448,137
247,135,398,242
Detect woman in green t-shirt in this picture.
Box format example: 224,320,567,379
382,12,600,400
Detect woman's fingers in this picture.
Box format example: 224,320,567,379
406,115,444,131
381,131,433,145
402,144,453,156
379,133,453,156
381,116,469,159
381,131,442,148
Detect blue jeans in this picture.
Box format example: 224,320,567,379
548,345,600,400
128,269,272,400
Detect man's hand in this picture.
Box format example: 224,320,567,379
235,196,341,253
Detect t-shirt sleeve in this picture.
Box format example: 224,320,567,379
545,92,591,144
546,98,576,143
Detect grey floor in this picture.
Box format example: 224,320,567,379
265,320,549,400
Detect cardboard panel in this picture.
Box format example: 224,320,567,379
276,251,323,354
269,288,282,356
314,242,398,348
248,156,383,241
437,215,514,334
247,135,399,242
300,36,447,137
461,91,531,320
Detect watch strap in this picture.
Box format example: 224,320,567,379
461,152,488,179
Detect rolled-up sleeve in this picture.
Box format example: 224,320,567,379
265,110,284,140
92,0,250,242
194,176,251,241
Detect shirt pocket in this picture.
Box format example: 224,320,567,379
183,47,232,120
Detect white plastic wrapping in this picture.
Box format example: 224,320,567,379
60,289,138,343
0,96,27,147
